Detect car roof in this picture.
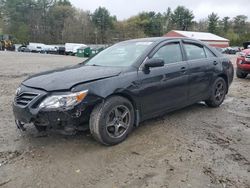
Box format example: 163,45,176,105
123,37,201,43
125,37,223,68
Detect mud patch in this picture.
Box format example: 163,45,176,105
227,148,250,167
203,167,236,187
124,172,158,188
0,150,23,165
206,132,250,169
206,132,232,148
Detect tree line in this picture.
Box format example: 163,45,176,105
0,0,249,46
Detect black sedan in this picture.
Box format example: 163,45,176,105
13,37,234,145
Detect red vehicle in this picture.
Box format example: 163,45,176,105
236,48,250,78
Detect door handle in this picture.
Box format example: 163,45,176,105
213,61,218,65
180,67,186,73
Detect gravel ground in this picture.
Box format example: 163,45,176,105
0,51,249,188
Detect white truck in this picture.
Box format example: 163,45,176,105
65,43,87,55
27,43,46,53
27,43,60,54
43,45,58,54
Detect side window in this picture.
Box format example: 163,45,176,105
184,43,206,60
152,43,183,64
204,47,216,58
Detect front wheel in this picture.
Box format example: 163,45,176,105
205,77,227,108
89,96,135,146
236,68,248,79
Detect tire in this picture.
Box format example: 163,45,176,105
236,68,248,79
89,96,135,146
205,77,227,108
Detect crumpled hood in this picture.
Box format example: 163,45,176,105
22,64,122,91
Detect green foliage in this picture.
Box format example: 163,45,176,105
222,16,230,33
233,15,248,35
138,12,164,36
162,7,172,33
56,0,71,6
113,19,146,42
126,11,164,37
15,23,29,43
171,6,194,31
47,2,74,43
92,7,115,43
208,12,219,34
62,10,95,43
194,19,208,32
0,2,249,46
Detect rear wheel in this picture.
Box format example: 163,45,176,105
89,96,134,146
205,77,227,108
236,68,248,79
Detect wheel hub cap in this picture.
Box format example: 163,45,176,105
106,105,131,138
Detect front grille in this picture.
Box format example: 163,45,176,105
15,92,39,107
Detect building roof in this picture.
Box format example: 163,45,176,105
172,30,229,42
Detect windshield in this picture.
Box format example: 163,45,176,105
85,41,153,67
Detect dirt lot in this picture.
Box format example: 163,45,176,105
0,51,249,188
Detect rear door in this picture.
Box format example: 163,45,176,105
138,40,189,118
182,40,214,102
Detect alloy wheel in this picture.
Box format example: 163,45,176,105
105,105,131,138
214,81,225,102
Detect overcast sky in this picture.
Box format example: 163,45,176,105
70,0,250,21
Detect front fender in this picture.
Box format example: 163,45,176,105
72,71,141,110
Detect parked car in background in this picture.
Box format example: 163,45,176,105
44,45,58,54
65,43,87,56
17,45,31,53
28,43,46,53
214,47,225,54
236,49,250,78
58,46,66,55
232,47,241,53
13,37,234,145
224,47,241,54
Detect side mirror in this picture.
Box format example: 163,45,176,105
144,58,164,70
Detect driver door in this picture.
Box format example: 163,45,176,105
137,41,189,119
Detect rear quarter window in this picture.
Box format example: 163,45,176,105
205,47,216,58
184,43,206,60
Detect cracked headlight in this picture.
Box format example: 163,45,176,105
39,90,88,109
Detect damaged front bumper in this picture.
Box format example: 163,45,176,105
12,85,96,132
13,103,88,130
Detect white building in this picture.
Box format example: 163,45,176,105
165,30,230,48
